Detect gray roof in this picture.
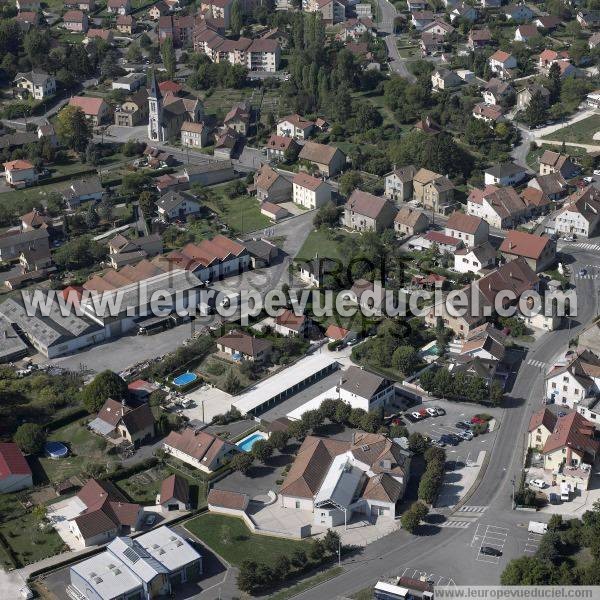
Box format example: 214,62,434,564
339,366,391,399
15,70,52,86
243,239,276,260
0,296,101,350
107,537,169,584
0,131,38,150
485,162,526,178
0,228,49,250
0,315,28,362
157,191,198,213
62,177,103,200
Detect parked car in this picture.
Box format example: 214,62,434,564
418,408,429,418
145,513,158,526
549,493,561,505
579,269,587,277
480,546,502,557
584,176,594,183
441,434,459,446
471,416,486,424
426,407,438,417
594,169,600,176
432,438,446,447
411,411,422,420
433,407,445,415
529,479,547,489
459,431,474,441
448,433,462,444
455,421,471,430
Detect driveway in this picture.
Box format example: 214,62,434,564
47,496,87,551
182,384,234,424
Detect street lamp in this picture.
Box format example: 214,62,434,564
511,478,515,509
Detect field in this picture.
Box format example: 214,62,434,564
204,190,271,234
295,228,356,262
541,114,600,145
184,513,310,567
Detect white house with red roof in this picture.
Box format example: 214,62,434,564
488,50,517,79
293,172,332,209
274,309,311,337
0,443,32,493
68,96,111,126
277,114,315,139
325,324,358,344
3,159,37,187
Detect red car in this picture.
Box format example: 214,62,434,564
471,416,485,424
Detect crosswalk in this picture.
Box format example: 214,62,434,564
439,520,472,529
439,506,487,529
575,273,599,280
457,505,488,513
563,243,600,252
527,359,546,369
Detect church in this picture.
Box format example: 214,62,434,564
147,70,204,142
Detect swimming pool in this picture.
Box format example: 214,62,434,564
236,432,268,452
421,343,439,356
45,441,69,459
173,372,198,387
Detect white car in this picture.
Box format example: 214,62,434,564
426,407,438,417
411,411,422,420
529,479,546,489
594,170,600,176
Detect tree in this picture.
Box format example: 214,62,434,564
501,556,553,585
56,106,91,153
54,235,105,270
230,452,253,473
251,439,273,463
536,531,562,564
524,91,548,127
138,190,156,219
237,560,260,593
412,501,429,521
84,204,100,229
310,538,325,561
313,201,341,229
323,529,341,555
408,432,427,454
13,423,46,455
301,409,324,432
338,170,363,197
334,401,351,424
392,345,419,375
81,370,128,413
273,554,290,581
401,508,421,533
161,38,176,79
548,514,563,532
548,62,561,103
269,430,289,451
291,548,308,569
287,419,308,440
223,369,242,394
231,0,243,36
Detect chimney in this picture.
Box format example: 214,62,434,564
121,398,126,418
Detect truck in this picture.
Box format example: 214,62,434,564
528,521,548,535
560,482,571,502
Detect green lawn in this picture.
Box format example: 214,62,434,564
295,228,356,262
38,419,116,484
184,514,310,567
541,114,600,145
204,192,271,234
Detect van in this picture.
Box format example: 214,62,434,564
528,521,548,535
560,482,571,501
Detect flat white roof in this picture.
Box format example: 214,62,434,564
71,552,142,599
136,526,201,572
314,452,364,508
232,354,339,415
287,387,339,421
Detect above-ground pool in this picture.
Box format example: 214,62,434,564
237,432,268,452
45,442,69,459
173,372,198,387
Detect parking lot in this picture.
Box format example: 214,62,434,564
470,523,509,565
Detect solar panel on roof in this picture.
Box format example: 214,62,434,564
123,547,140,563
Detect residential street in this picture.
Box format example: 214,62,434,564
377,0,417,82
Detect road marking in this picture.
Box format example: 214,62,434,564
459,506,488,513
527,359,546,369
473,524,509,565
524,532,542,553
397,568,456,587
439,520,472,529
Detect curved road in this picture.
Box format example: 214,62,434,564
377,0,417,82
294,247,599,599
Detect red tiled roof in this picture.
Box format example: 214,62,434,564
528,408,557,433
160,474,189,504
207,488,249,510
0,443,31,478
446,211,485,234
499,230,552,260
542,412,599,457
325,324,350,340
68,96,106,117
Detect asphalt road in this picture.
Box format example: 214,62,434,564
291,247,600,599
377,0,417,82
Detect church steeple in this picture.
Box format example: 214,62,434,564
147,68,163,142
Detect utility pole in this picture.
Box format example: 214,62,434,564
338,539,341,567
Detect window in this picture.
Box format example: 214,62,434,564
295,501,300,509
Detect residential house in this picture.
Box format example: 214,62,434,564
68,96,111,126
180,121,210,148
473,103,505,124
414,115,441,134
589,31,600,49
412,168,455,214
14,70,56,100
528,408,558,450
534,16,561,30
297,257,338,287
488,50,517,79
384,165,417,203
484,162,527,187
164,428,238,473
505,3,534,21
223,100,251,136
538,49,570,74
482,78,514,106
280,432,411,526
307,0,346,25
158,474,189,511
107,0,131,14
157,191,201,222
577,10,600,29
292,172,331,209
546,348,600,408
242,238,278,268
64,0,95,9
431,68,462,91
116,14,135,34
553,186,600,238
255,164,292,203
3,159,37,187
88,398,155,446
339,17,377,41
277,114,315,139
459,323,506,364
247,38,281,72
216,330,272,362
468,28,492,50
340,367,395,411
325,324,358,344
422,19,454,36
445,211,489,247
539,150,578,179
261,201,290,222
86,29,114,44
69,479,142,547
63,10,88,32
528,172,567,201
453,242,496,274
148,0,170,19
499,230,556,272
514,24,539,42
421,33,446,56
61,178,104,209
274,309,311,337
265,134,300,162
467,185,529,229
409,230,464,254
394,206,429,236
114,88,148,127
298,142,346,177
200,0,232,27
450,3,477,22
521,187,551,216
0,228,49,261
107,233,163,268
343,190,397,232
0,443,32,493
516,84,550,110
411,10,434,30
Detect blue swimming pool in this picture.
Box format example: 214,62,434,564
237,432,267,452
45,441,69,459
173,372,198,387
